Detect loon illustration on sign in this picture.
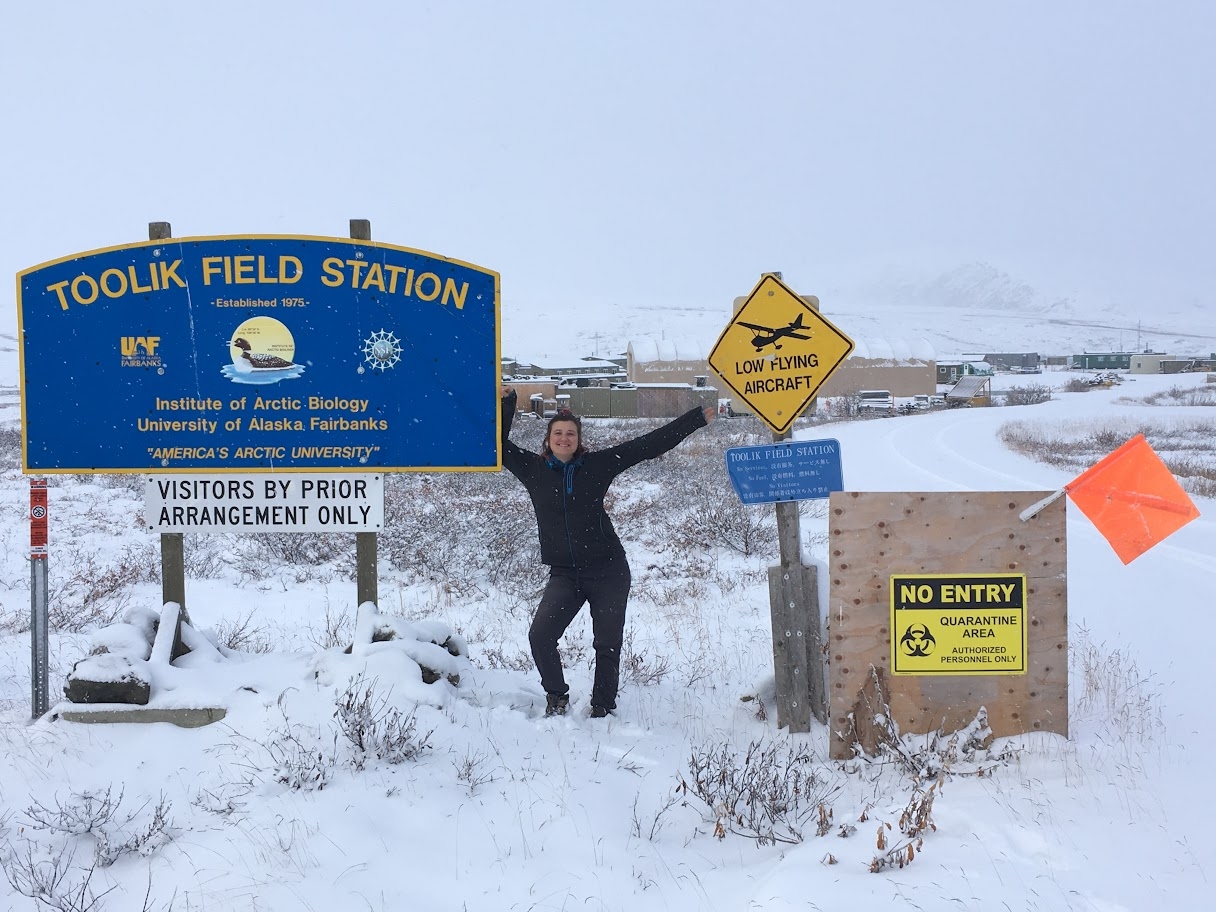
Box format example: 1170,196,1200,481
708,274,854,435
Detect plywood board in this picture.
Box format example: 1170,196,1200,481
827,491,1067,759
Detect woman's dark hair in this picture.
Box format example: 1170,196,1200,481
543,409,584,457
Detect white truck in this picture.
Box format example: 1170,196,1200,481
856,389,895,416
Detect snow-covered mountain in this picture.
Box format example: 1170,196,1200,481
502,261,1216,367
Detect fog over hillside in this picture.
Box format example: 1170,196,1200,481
507,260,1216,367
4,257,1214,398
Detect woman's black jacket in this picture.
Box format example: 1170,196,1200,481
500,391,707,569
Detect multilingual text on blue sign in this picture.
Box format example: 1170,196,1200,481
724,440,844,504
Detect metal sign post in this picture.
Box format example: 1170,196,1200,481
30,478,49,719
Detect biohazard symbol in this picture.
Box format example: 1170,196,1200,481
900,624,936,658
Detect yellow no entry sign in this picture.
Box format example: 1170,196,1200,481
889,573,1028,675
708,274,854,434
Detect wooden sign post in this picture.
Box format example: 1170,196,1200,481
710,273,854,732
349,218,379,608
766,430,826,731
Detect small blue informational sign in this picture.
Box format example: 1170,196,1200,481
724,439,844,505
17,236,500,474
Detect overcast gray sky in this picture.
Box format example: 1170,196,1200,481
4,1,1213,342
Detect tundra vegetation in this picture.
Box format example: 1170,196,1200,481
0,388,1199,909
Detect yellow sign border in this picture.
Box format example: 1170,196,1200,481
708,274,854,434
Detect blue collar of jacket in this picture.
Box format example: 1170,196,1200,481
545,453,584,493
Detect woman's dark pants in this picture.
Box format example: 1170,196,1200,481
529,561,632,711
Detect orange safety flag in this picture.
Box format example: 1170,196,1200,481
1065,433,1201,564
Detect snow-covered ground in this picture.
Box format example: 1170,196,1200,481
4,3,1216,907
0,367,1211,911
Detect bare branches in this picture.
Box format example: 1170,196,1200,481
21,788,174,868
867,779,941,873
680,739,841,846
334,673,434,768
2,843,115,911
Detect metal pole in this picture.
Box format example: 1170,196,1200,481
31,561,49,718
30,478,49,718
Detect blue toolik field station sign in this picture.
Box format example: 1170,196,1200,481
725,439,844,505
17,235,500,473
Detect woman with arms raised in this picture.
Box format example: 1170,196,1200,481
500,388,715,718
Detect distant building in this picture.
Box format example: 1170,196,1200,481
1130,352,1172,374
936,361,966,384
626,338,710,385
526,382,716,419
816,337,937,398
935,359,990,383
1070,352,1133,370
945,375,992,408
504,353,625,380
1158,357,1216,374
503,353,629,417
982,352,1041,372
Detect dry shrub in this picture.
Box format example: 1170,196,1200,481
380,471,544,600
999,417,1216,497
1003,384,1053,406
680,738,840,845
868,779,940,873
213,609,276,653
334,673,434,768
0,425,21,470
47,545,158,633
1070,624,1164,744
1139,384,1216,407
244,532,355,569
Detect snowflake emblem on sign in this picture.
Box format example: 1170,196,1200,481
362,330,402,372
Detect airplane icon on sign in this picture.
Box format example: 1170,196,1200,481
736,313,813,351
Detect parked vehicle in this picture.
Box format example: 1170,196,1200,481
856,389,895,416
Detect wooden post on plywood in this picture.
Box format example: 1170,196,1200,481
766,428,826,731
150,221,188,621
349,219,380,608
760,271,827,731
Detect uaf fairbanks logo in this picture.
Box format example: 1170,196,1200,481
120,336,162,368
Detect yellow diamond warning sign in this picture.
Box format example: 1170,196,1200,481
708,274,854,434
889,573,1028,676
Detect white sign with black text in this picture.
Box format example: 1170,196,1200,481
145,474,384,533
